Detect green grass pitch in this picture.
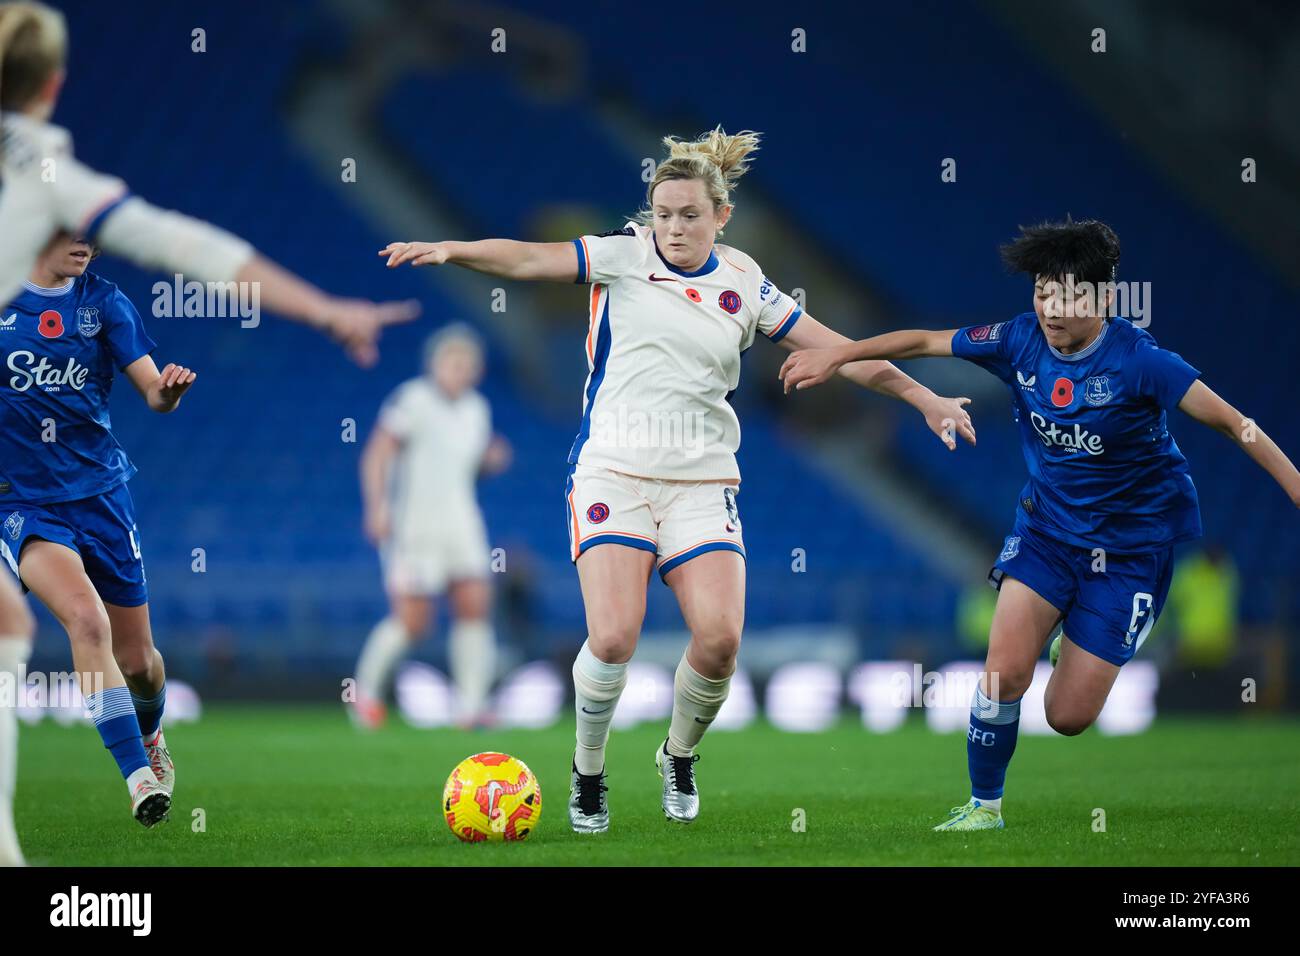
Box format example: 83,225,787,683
14,707,1300,866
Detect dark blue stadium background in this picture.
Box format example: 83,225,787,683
27,1,1299,699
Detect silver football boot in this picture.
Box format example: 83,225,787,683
568,760,609,834
654,740,700,823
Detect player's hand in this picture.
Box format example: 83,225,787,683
315,297,421,368
779,347,849,394
363,505,391,546
150,363,197,412
922,394,976,451
379,241,452,268
481,436,513,476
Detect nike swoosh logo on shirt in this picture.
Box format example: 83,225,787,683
648,274,678,282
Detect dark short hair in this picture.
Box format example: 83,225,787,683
1000,217,1120,286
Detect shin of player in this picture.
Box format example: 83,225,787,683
0,575,34,866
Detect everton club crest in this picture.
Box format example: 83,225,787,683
76,306,102,338
1084,375,1112,407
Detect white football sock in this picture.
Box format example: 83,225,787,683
0,637,30,866
667,652,730,758
572,640,627,775
449,619,495,720
126,766,157,796
356,616,409,701
978,796,1003,813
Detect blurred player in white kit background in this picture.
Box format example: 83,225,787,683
353,325,511,729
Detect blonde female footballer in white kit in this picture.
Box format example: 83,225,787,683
381,128,976,833
0,1,417,861
355,324,511,730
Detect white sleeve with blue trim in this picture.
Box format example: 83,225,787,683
43,126,131,237
754,274,802,343
95,196,254,282
572,225,645,284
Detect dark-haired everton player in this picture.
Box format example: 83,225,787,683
1,232,195,828
779,218,1300,831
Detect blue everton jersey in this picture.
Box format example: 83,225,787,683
952,313,1202,554
1,272,155,505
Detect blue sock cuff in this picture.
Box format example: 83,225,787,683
130,684,166,708
85,686,136,724
132,683,167,736
972,685,1022,726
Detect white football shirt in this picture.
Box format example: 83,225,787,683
378,378,492,540
0,112,253,308
568,222,802,480
0,113,128,306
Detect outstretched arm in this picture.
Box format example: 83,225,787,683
93,198,419,368
779,328,957,392
380,239,580,282
1178,380,1300,507
233,256,419,368
51,140,419,367
123,356,196,414
777,316,974,450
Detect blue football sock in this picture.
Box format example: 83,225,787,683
131,683,166,737
966,683,1021,801
85,686,150,779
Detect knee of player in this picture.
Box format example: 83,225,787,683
450,594,491,622
693,620,742,661
1046,709,1093,737
113,646,156,681
64,601,111,648
392,605,432,638
982,665,1035,701
585,625,640,662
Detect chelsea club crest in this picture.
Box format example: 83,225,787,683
1084,375,1112,407
76,306,101,338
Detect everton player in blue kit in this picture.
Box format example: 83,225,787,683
1,232,195,828
779,219,1300,830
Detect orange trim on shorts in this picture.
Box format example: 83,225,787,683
580,529,657,547
567,482,582,561
657,537,745,566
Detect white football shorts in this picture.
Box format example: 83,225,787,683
564,463,745,580
381,515,490,595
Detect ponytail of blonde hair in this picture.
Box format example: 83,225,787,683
638,126,761,234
